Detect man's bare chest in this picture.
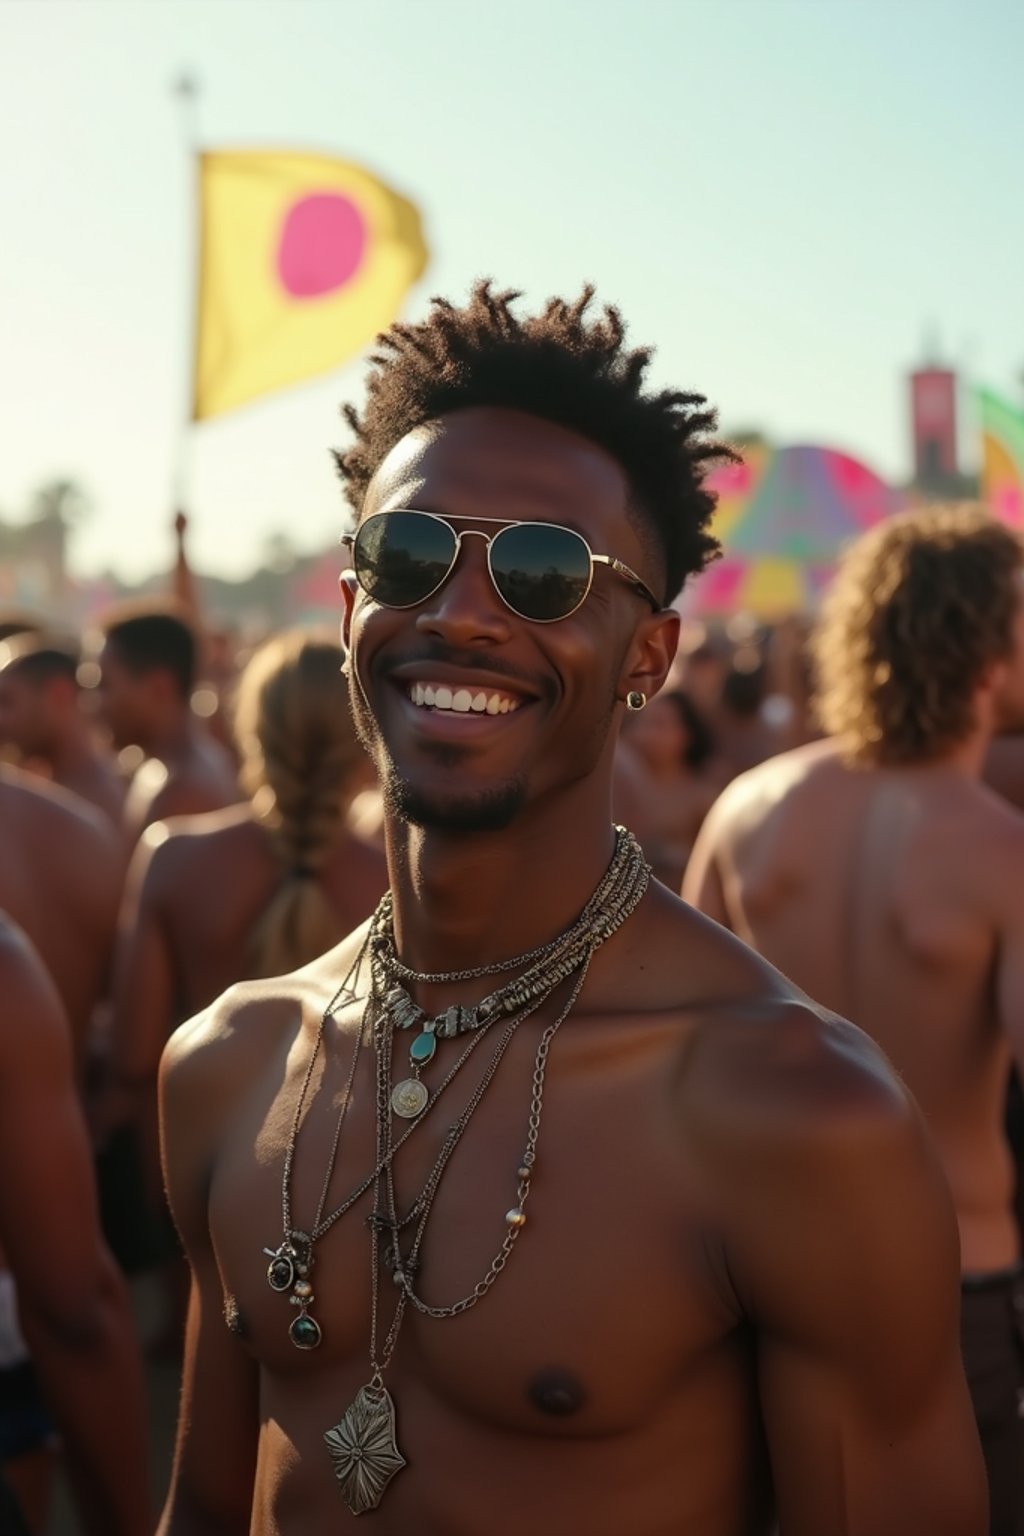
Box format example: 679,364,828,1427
209,1014,736,1437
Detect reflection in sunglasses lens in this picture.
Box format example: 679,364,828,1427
356,512,456,607
491,525,590,621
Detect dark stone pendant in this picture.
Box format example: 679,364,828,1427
263,1240,297,1293
289,1310,323,1350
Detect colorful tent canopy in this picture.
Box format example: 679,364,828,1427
976,388,1024,528
685,444,901,617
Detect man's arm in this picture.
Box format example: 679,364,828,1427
0,922,151,1536
706,1006,986,1534
157,999,260,1535
96,826,177,1178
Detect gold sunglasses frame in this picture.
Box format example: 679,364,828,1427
341,509,661,624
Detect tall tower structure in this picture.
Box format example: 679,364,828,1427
909,365,959,494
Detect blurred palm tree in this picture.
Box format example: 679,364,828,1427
28,478,91,530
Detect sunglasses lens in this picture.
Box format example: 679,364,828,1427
353,511,456,608
490,524,592,621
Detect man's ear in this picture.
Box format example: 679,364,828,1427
618,608,680,706
339,570,358,654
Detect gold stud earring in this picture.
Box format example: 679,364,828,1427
626,690,647,712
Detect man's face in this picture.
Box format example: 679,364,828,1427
0,669,51,757
95,642,151,750
341,407,665,834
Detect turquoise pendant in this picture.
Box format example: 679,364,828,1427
410,1029,437,1066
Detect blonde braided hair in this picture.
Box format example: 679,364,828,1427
234,629,368,977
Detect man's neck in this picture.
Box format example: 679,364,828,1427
903,725,990,781
141,710,197,765
47,722,104,781
384,790,619,982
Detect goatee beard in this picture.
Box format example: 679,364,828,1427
382,765,527,833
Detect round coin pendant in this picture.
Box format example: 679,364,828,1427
289,1312,322,1350
391,1078,429,1119
267,1254,295,1292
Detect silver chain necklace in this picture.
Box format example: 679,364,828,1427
320,831,650,1516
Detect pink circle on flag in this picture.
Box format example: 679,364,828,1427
277,193,367,298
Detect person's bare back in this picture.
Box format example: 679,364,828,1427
688,505,1024,1533
686,738,1024,1272
0,765,121,1062
118,805,387,1065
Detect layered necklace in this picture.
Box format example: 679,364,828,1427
261,827,649,1516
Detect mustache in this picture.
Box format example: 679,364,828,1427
375,642,555,700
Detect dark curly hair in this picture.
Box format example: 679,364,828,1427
812,504,1024,765
334,282,734,603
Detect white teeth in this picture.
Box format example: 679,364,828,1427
408,682,521,714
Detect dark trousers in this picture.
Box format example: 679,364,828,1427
961,1266,1024,1536
0,1472,29,1536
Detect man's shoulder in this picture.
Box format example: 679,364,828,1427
700,739,841,836
161,925,373,1089
691,993,910,1138
681,989,924,1236
0,762,112,843
140,806,258,887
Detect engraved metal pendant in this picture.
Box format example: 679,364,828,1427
390,1078,429,1119
324,1383,406,1515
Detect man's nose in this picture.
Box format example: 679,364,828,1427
414,532,513,646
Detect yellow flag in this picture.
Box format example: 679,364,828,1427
192,150,428,420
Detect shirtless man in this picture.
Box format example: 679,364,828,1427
158,286,984,1535
95,604,239,844
0,765,121,1064
685,504,1024,1536
0,917,150,1535
0,635,126,824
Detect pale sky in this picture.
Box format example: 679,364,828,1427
1,0,1021,582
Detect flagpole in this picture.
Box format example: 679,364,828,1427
172,70,201,521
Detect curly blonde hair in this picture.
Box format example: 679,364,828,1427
812,504,1023,765
233,630,369,977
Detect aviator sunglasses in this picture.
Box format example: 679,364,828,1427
342,509,661,624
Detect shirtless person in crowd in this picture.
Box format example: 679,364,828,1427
158,286,983,1535
95,604,238,844
0,634,126,824
0,766,121,1065
685,504,1024,1536
0,917,149,1536
103,632,386,1217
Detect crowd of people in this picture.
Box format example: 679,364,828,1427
0,282,1022,1534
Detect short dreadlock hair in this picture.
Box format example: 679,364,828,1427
334,282,734,604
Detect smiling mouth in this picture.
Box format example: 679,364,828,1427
407,682,522,716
